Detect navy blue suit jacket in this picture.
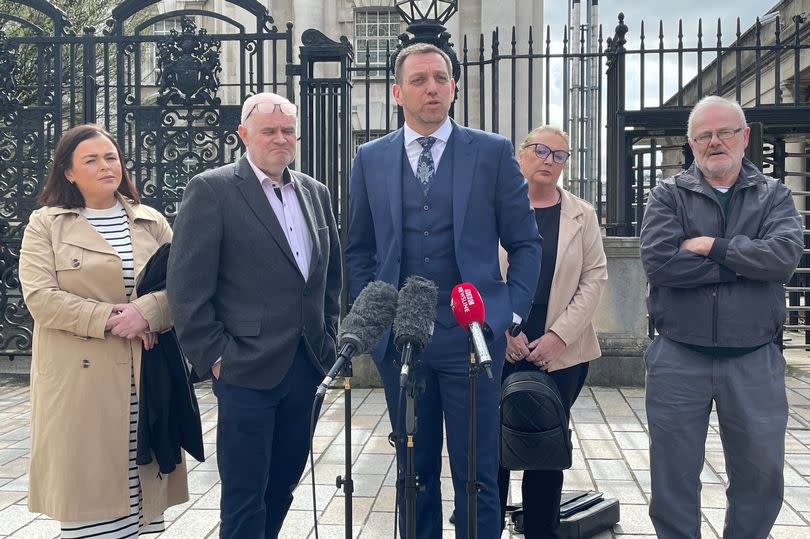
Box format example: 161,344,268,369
346,121,542,360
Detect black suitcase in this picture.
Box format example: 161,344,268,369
560,497,620,538
509,491,620,538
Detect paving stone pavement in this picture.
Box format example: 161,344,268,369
1,368,809,538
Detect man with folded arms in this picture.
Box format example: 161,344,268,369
640,95,803,538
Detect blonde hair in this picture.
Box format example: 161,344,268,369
519,126,570,155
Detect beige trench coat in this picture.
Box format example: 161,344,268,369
19,194,189,522
500,187,608,371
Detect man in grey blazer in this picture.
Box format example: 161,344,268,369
167,92,342,538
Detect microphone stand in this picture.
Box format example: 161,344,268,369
466,337,482,539
397,341,423,539
335,359,354,539
316,344,359,539
403,367,424,539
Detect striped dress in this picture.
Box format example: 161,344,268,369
61,202,165,538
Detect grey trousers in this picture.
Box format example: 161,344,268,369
645,336,787,539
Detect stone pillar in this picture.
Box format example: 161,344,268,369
588,236,650,386
455,0,541,141
785,136,807,215
512,0,543,145
292,0,325,77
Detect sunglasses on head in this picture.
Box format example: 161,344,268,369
523,142,570,164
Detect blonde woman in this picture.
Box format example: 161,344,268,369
498,126,607,538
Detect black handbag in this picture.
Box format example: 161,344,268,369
500,370,573,471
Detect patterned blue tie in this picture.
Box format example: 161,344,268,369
416,136,437,194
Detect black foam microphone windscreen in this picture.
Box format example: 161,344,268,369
338,281,398,355
393,275,438,355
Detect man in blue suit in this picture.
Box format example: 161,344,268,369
346,43,541,538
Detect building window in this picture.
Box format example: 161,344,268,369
354,9,400,77
153,18,182,36
150,18,184,85
353,130,387,154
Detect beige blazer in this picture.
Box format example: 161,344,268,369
19,194,188,522
500,187,608,371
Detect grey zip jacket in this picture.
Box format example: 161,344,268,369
639,158,803,348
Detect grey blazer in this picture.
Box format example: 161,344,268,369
167,155,342,390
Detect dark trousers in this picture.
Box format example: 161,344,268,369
646,337,787,539
378,326,506,539
213,342,322,539
497,360,589,539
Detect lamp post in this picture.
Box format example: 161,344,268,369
392,0,460,82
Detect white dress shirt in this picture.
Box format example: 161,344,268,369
215,157,315,370
403,117,453,176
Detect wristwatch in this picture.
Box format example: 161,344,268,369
508,322,523,337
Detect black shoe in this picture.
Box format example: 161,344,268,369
511,508,524,534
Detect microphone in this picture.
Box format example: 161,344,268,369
393,276,437,389
315,281,398,398
450,282,494,381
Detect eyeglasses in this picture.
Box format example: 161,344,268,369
242,101,297,123
523,143,570,164
691,127,743,145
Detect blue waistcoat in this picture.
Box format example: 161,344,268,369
400,137,461,328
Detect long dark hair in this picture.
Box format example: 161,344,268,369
37,124,140,208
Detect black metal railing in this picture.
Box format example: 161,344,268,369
605,12,810,236
2,1,809,362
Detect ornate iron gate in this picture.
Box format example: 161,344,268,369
0,0,294,361
0,0,69,361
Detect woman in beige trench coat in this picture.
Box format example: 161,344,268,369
19,125,188,536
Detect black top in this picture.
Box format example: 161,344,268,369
524,202,562,341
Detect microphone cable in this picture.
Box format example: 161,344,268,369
389,360,419,539
308,393,325,539
388,383,406,539
304,280,399,538
388,275,437,539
